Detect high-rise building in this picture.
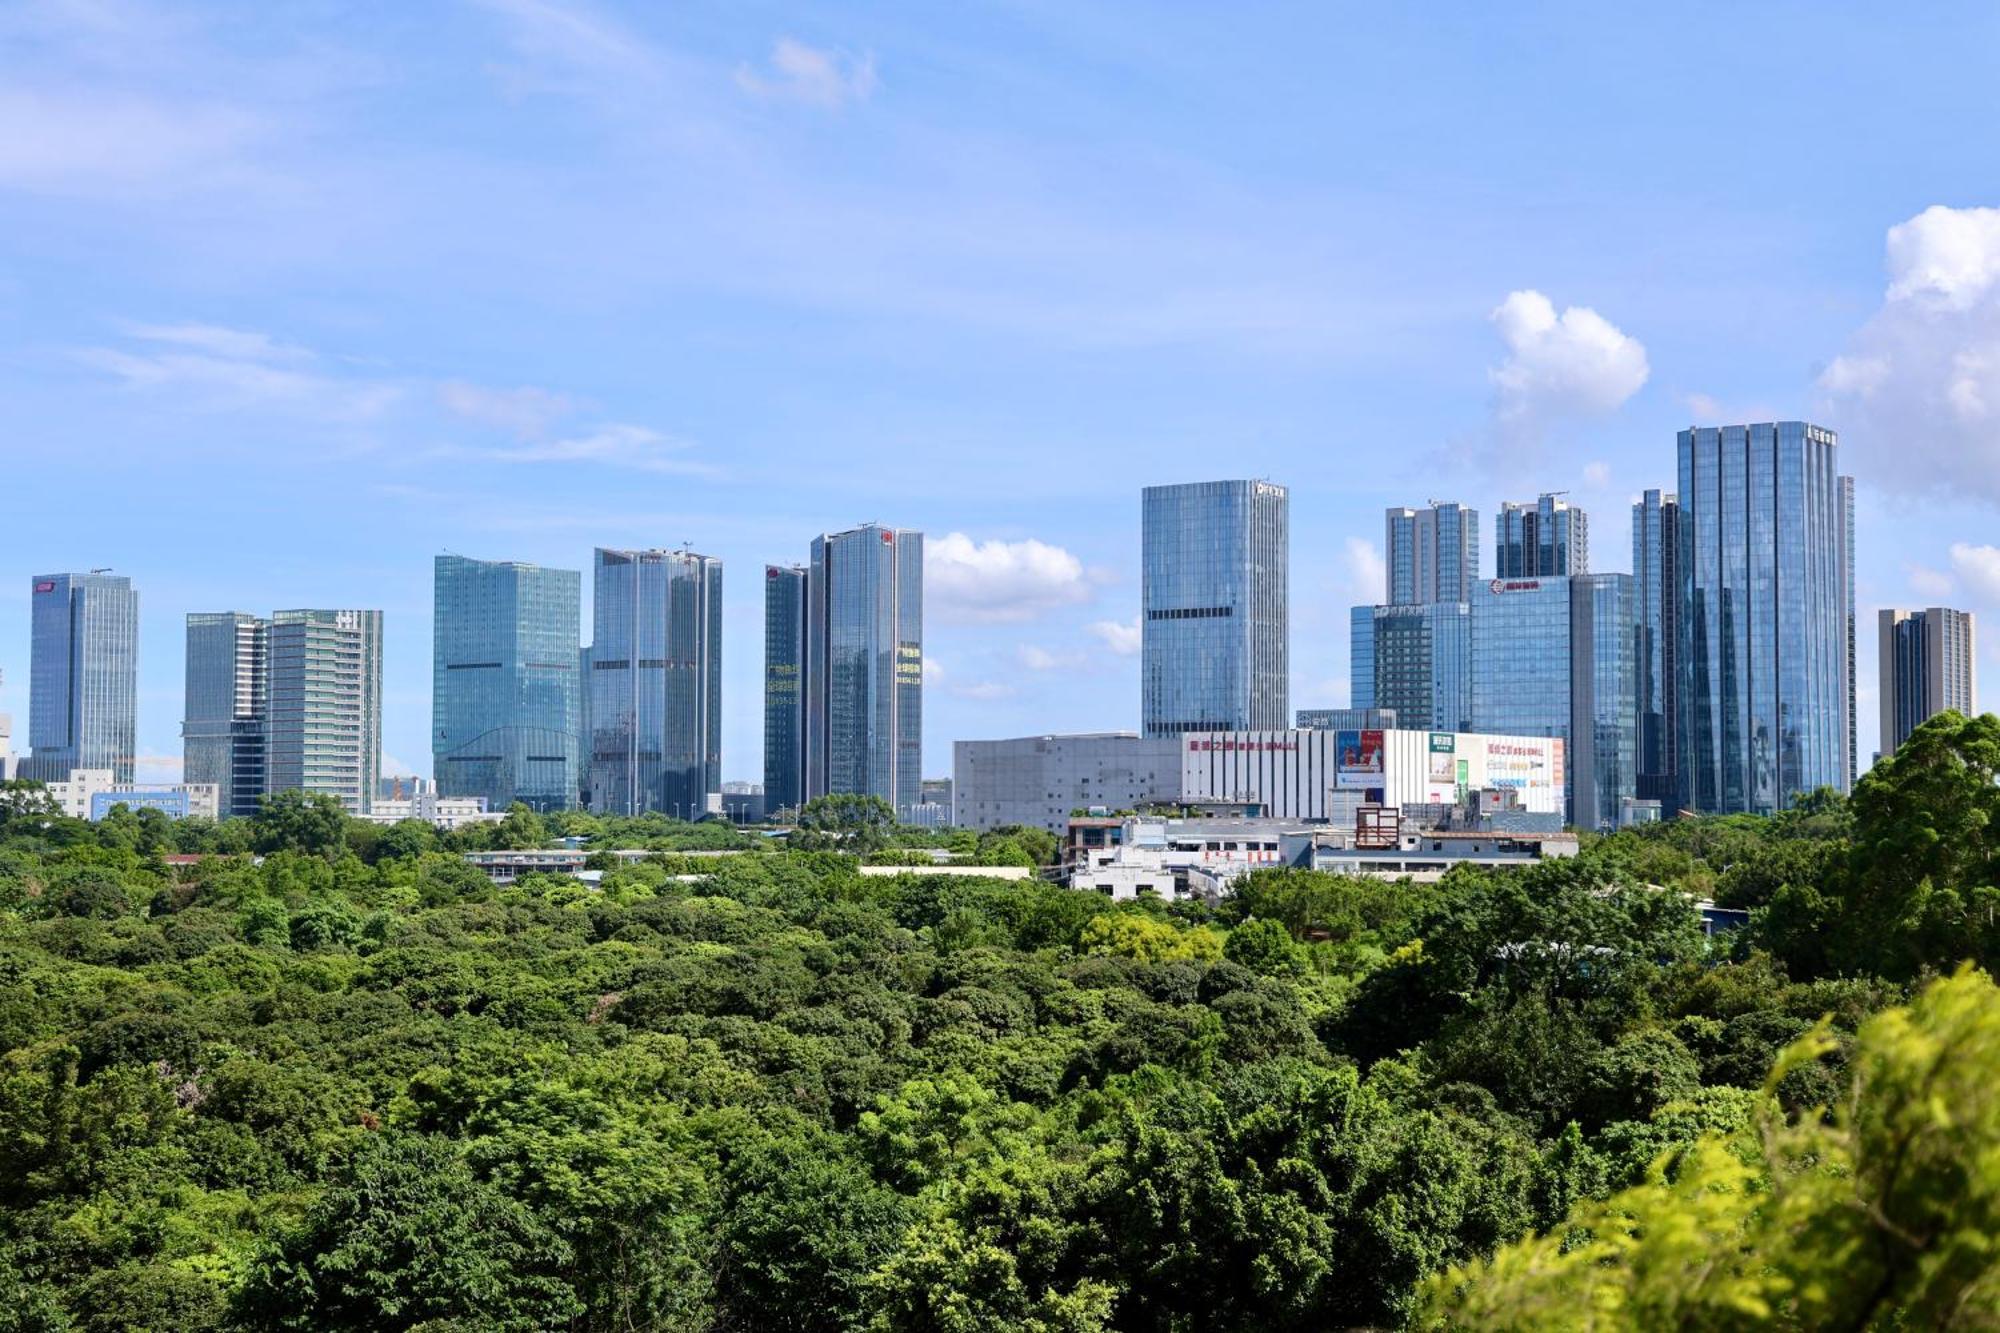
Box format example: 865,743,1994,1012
1632,489,1680,807
1349,606,1376,711
266,609,383,815
762,564,809,818
1496,492,1589,578
183,612,270,818
1677,423,1854,813
1878,607,1977,757
1384,501,1479,604
586,548,722,818
1357,602,1472,733
1142,480,1289,735
432,555,582,814
803,525,924,813
26,572,138,784
1470,574,1636,828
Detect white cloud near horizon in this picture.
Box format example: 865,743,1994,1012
1488,289,1649,440
736,38,876,109
1086,617,1141,656
1820,206,2000,502
1950,543,2000,605
926,532,1092,623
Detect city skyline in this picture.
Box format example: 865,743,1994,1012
9,3,2000,785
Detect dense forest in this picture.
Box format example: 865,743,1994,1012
3,711,2000,1329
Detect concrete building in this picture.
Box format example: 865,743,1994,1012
1496,492,1589,578
266,609,383,815
26,572,138,784
1142,480,1289,735
433,555,582,813
1879,606,1977,757
954,732,1182,834
720,780,767,824
0,713,15,781
1179,727,1565,823
41,769,220,821
1385,501,1479,604
587,547,723,818
362,792,499,829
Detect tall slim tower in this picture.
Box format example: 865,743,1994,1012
1632,489,1680,806
266,609,383,815
586,548,722,818
26,572,138,783
1878,607,1976,757
433,556,582,813
804,525,924,813
762,564,810,818
1677,422,1854,814
1142,480,1289,735
1496,493,1589,578
183,612,270,818
1384,501,1479,604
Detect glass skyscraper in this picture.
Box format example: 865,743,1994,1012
432,555,582,813
266,609,383,815
1351,602,1471,732
803,525,923,814
1496,492,1589,578
26,572,138,783
586,548,722,818
1142,480,1289,735
183,611,269,817
1878,606,1976,757
1384,501,1479,604
1677,423,1854,814
1471,574,1635,828
1348,605,1376,710
1632,489,1680,806
762,564,809,818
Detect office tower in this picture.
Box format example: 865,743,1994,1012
1354,602,1472,732
804,525,924,812
183,612,270,818
1142,480,1289,735
266,609,383,815
25,572,138,783
1384,501,1479,604
1879,607,1977,756
1677,423,1854,814
586,548,722,818
432,555,582,813
1632,489,1680,806
1470,574,1636,828
762,564,810,818
1496,492,1589,578
1349,606,1376,711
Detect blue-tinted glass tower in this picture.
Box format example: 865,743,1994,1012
1496,493,1589,578
763,564,809,817
1632,489,1680,806
586,548,722,818
1142,480,1289,735
26,572,138,783
804,526,923,813
1677,423,1854,814
1385,501,1479,604
183,611,269,818
1355,602,1471,732
1348,605,1376,710
433,555,582,813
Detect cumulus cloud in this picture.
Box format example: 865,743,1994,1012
1950,543,2000,604
926,532,1092,623
1818,206,2000,500
1907,562,1954,600
1488,290,1649,438
1343,537,1386,606
736,37,876,108
1086,617,1141,656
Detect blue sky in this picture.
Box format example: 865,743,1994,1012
7,0,2000,783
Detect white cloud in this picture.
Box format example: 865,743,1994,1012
1086,617,1141,656
950,680,1016,701
1343,536,1385,605
926,532,1092,623
1488,289,1649,437
80,324,402,421
438,380,574,438
1017,645,1061,671
736,37,876,109
1582,460,1612,488
463,423,716,475
922,656,945,687
1950,543,2000,604
1907,562,1954,600
0,88,266,196
134,752,184,783
1819,206,2000,501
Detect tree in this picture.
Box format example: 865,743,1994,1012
791,794,898,854
1420,967,2000,1329
253,791,350,858
1223,917,1306,976
492,804,548,852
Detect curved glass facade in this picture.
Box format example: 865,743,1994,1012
433,555,582,813
1142,480,1288,736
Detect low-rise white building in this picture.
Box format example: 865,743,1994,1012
41,769,221,821
363,791,501,830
